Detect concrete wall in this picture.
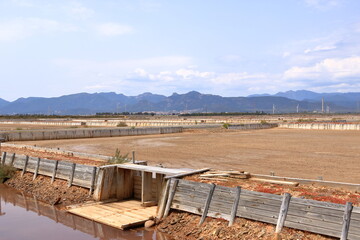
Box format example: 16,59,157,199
0,127,183,141
279,123,360,130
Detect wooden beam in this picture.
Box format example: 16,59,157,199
164,168,210,179
341,202,353,240
199,183,216,226
163,179,179,218
251,178,299,186
228,186,241,226
33,157,41,181
275,193,292,234
10,153,15,166
89,166,97,195
157,179,170,219
156,173,164,203
68,163,76,187
141,171,153,204
51,160,59,184
21,156,29,177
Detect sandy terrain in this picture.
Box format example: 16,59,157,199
12,128,360,184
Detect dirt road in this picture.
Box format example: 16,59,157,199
14,128,360,183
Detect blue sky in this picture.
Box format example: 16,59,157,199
1,0,360,101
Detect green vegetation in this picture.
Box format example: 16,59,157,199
222,123,230,129
108,148,130,164
15,127,22,130
116,122,128,127
0,165,16,183
260,120,269,125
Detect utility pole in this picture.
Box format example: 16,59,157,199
296,104,299,113
322,98,324,113
272,104,275,114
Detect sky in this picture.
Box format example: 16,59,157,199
1,0,360,101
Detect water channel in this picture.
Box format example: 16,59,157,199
0,184,168,240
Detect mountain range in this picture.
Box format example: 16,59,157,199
0,90,359,115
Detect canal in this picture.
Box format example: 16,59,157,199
0,184,167,240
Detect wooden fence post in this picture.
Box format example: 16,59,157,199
89,166,97,195
158,179,171,219
163,179,179,218
21,156,29,177
1,152,6,165
341,202,353,240
199,183,216,226
51,161,59,184
132,150,135,164
10,153,15,166
33,157,41,180
229,186,241,226
275,193,292,234
68,163,76,187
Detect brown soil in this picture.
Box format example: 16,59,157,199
16,128,360,183
5,171,93,208
185,175,360,206
157,211,335,240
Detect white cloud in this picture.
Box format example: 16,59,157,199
175,69,215,79
304,44,337,53
284,56,360,80
67,2,94,20
96,23,133,36
0,18,78,41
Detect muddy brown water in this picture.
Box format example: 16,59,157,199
0,185,167,240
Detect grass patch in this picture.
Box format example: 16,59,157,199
117,122,128,127
108,148,130,164
222,123,230,129
0,165,16,183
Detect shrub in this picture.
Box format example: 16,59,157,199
222,123,230,129
108,148,130,164
117,122,128,127
260,120,268,125
0,165,16,183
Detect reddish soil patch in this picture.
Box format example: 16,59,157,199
185,175,360,206
5,171,93,208
157,211,335,240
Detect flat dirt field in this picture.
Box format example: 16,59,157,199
14,128,360,184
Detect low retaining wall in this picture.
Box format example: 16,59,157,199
279,123,360,130
228,123,278,130
162,179,360,239
1,152,98,192
0,127,183,141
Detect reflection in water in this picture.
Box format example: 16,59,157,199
0,185,168,240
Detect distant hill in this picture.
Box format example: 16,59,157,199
250,90,360,110
0,90,357,115
0,98,9,108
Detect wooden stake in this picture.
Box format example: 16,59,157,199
163,179,179,218
132,150,135,164
157,179,170,219
229,186,241,226
89,166,97,195
10,153,15,166
1,152,6,165
21,156,29,177
199,183,216,226
33,157,41,180
275,193,292,234
68,163,76,187
341,202,353,240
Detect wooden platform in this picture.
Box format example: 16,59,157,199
67,200,157,229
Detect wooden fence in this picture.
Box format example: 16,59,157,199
161,179,360,240
1,152,98,193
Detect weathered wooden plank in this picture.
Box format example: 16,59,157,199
164,179,179,218
142,171,153,203
199,183,216,226
229,186,241,226
89,167,97,195
33,157,41,180
51,160,59,184
341,202,353,240
164,168,210,179
158,179,171,219
1,152,6,165
275,193,291,234
10,153,15,166
68,163,76,187
21,156,29,177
